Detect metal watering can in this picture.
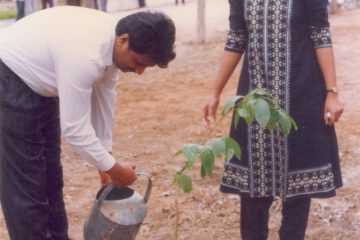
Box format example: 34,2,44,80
84,171,152,240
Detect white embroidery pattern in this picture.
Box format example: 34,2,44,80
309,26,332,48
287,164,335,196
222,162,249,191
245,0,290,197
225,29,247,52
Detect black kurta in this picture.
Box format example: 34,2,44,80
220,0,342,199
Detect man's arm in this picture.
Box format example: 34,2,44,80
54,53,136,187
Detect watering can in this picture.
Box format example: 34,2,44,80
84,170,152,240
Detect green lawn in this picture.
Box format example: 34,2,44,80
0,9,16,20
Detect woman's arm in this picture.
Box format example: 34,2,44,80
305,0,344,125
202,0,246,128
202,51,242,128
315,47,344,125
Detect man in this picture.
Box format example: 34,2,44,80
0,7,176,240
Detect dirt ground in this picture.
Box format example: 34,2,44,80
1,2,360,240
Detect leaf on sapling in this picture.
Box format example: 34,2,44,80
174,173,192,193
237,106,254,125
234,109,240,128
278,109,292,135
200,165,206,178
207,138,226,158
180,144,200,168
266,108,279,131
223,137,241,161
254,98,271,129
252,88,272,97
221,96,243,116
245,99,256,117
289,115,298,130
199,147,215,177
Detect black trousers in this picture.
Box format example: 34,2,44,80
0,60,69,240
240,196,311,240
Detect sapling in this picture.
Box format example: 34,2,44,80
172,88,297,239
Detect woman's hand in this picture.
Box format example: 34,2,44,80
202,94,220,129
324,93,344,125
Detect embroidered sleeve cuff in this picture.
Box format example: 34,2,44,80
309,26,332,48
224,29,247,53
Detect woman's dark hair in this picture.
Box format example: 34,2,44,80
115,11,176,68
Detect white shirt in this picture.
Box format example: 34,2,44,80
0,6,120,171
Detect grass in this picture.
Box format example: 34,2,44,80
0,9,16,20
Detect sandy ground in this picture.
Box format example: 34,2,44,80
1,1,360,239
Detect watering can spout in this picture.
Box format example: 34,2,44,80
84,170,152,240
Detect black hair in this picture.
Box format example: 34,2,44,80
115,11,176,68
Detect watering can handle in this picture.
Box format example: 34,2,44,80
92,184,114,218
94,169,152,208
135,169,152,203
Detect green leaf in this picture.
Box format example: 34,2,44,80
234,109,240,128
207,138,226,158
223,137,241,161
245,99,256,115
221,96,243,116
200,165,206,178
289,115,298,130
254,98,271,129
252,88,272,97
266,109,279,132
199,147,215,177
243,105,255,125
278,110,292,135
181,144,200,168
173,174,192,193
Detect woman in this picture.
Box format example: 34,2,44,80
202,0,344,239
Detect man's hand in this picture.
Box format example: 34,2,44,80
98,170,112,187
105,162,137,188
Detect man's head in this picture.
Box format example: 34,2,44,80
113,11,176,74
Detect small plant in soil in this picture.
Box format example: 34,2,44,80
172,88,297,239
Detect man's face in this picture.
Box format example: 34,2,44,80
113,34,155,74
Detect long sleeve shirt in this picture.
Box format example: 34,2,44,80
0,6,120,171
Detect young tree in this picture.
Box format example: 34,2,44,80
197,0,206,43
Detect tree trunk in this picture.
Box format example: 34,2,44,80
197,0,206,43
83,0,96,8
66,0,82,6
329,0,340,14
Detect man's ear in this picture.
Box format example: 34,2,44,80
117,33,129,47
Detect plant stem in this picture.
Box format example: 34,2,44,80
175,188,180,240
178,106,234,175
174,105,237,239
200,106,234,144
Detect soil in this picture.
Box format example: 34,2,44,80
1,2,360,240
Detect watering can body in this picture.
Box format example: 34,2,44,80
84,172,152,240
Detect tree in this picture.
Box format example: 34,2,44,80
197,0,206,43
329,0,340,14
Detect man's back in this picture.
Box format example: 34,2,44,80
0,6,117,97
